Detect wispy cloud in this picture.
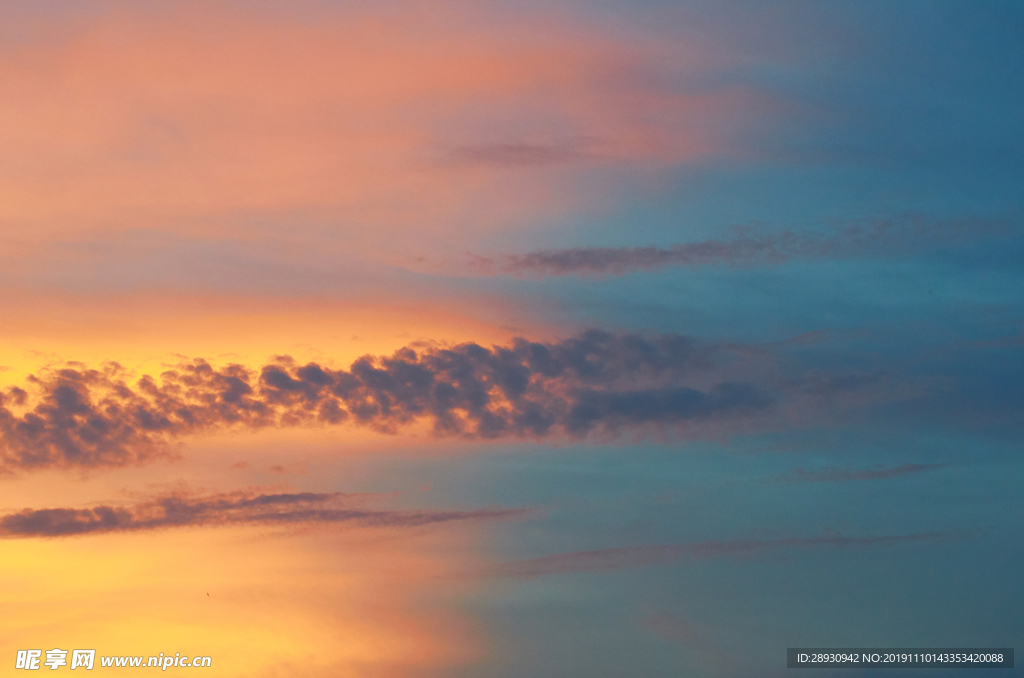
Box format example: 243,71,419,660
449,141,593,167
0,331,783,471
484,532,959,578
0,0,743,251
0,490,527,538
467,215,1007,277
776,463,948,483
643,612,738,673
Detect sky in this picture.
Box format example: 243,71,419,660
1,1,1022,676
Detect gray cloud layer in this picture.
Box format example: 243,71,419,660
0,331,776,471
486,532,957,578
473,216,1003,277
0,490,526,538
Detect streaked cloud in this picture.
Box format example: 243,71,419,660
449,141,594,167
643,612,738,673
466,215,1009,277
776,463,948,483
484,532,959,578
0,490,527,538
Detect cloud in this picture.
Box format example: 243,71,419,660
643,612,738,673
0,490,527,538
0,330,778,471
484,532,959,578
777,463,948,483
0,0,744,254
469,215,1008,277
449,142,593,167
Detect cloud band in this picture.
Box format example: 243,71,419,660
1,331,773,471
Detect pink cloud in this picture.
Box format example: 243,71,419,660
0,0,759,259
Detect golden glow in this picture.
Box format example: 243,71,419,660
1,524,485,677
0,290,534,389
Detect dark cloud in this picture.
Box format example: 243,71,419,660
473,215,1007,277
777,463,948,483
485,532,959,578
0,490,527,538
0,331,777,471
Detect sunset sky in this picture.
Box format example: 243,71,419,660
2,1,1022,676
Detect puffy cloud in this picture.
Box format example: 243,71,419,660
0,331,777,471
